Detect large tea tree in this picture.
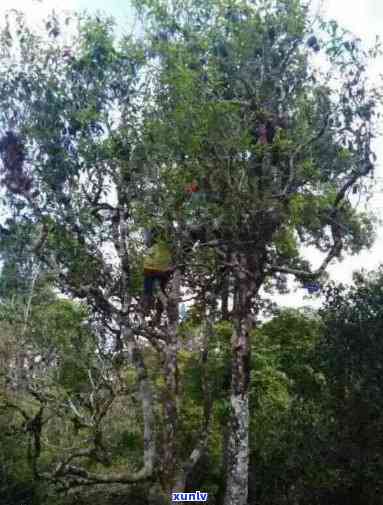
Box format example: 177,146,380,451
131,1,380,503
0,1,381,503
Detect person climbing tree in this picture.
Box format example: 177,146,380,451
142,229,173,315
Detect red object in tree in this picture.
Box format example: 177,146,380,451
185,180,199,193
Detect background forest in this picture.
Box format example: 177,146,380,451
0,1,382,504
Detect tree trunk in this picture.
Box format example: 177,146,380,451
223,329,251,505
160,273,212,501
221,252,231,320
160,270,181,495
224,259,254,505
221,271,229,320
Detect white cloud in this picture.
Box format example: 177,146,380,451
0,0,77,40
0,0,76,17
325,0,382,45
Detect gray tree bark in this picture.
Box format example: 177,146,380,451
223,325,251,505
224,256,255,505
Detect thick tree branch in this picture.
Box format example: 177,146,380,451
267,236,341,279
55,463,154,484
334,163,373,209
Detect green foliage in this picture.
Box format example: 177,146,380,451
0,419,41,505
315,269,383,502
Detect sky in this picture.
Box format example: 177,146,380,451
0,0,382,308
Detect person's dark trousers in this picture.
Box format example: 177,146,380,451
190,226,207,244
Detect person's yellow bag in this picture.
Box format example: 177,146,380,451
143,241,172,272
